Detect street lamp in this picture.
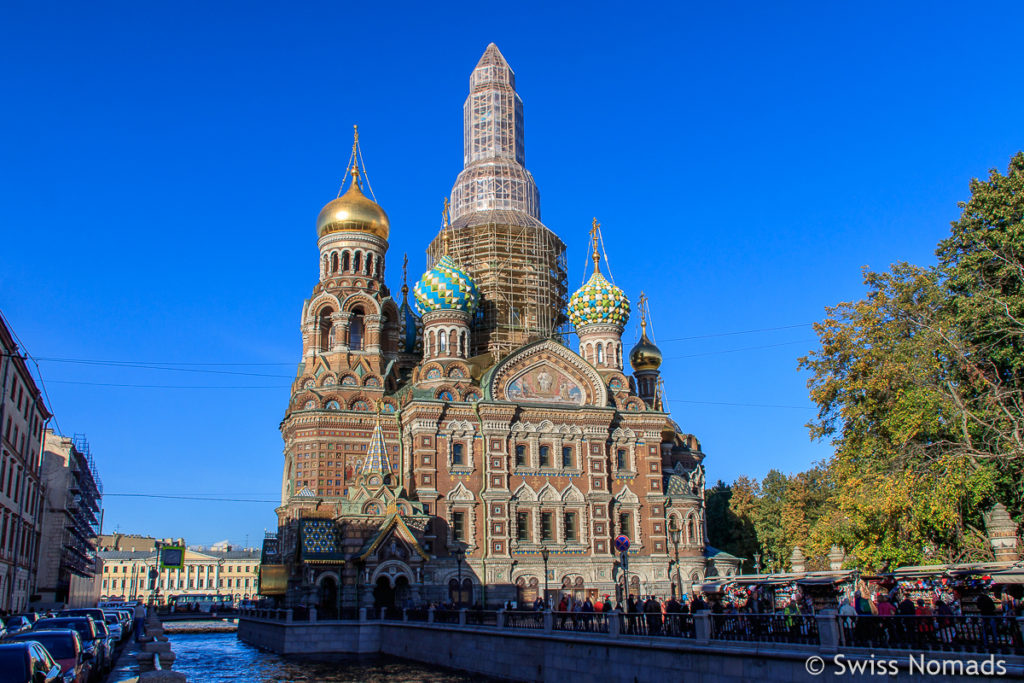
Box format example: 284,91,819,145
453,547,465,607
540,547,549,609
753,552,761,577
668,518,681,599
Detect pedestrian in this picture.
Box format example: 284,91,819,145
133,600,146,641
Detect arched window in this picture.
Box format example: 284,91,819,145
342,251,351,271
366,253,374,275
687,517,696,545
322,254,329,276
428,330,436,357
438,330,447,353
452,443,464,466
318,307,334,352
596,342,604,365
353,252,362,273
331,252,339,273
349,306,365,351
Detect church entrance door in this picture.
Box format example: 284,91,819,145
318,577,338,619
373,576,395,610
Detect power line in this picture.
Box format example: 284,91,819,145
666,339,815,360
665,398,814,410
36,357,293,379
104,493,278,503
47,380,287,389
660,323,813,342
35,356,293,367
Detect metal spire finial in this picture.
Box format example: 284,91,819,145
590,218,601,273
401,253,409,295
638,291,648,337
349,125,361,188
441,198,451,256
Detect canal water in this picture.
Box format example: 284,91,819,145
168,632,506,682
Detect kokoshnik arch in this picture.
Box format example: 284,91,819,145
260,44,740,614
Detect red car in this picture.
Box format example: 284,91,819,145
4,630,90,683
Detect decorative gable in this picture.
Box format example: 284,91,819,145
487,340,608,407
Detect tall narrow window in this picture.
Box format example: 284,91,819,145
452,511,466,542
517,512,530,541
596,342,604,364
539,446,550,467
619,512,632,538
318,308,335,352
342,251,351,271
349,307,364,350
515,444,526,467
452,443,464,466
616,449,626,470
564,512,578,541
541,512,553,541
438,331,447,352
353,252,362,273
331,253,339,272
561,446,572,468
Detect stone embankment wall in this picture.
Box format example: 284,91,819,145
238,611,1020,683
138,609,188,682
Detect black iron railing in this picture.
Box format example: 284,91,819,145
839,614,1023,655
710,613,819,645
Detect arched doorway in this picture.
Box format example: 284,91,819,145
373,576,395,610
318,576,338,619
447,577,473,607
394,575,411,608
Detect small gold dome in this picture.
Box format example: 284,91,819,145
629,332,663,372
316,168,390,240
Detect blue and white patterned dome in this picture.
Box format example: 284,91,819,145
568,271,630,329
413,255,479,315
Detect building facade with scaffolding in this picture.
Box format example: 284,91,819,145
36,430,103,606
263,44,739,614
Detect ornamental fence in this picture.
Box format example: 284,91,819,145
239,607,1024,656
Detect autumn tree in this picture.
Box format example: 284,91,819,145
797,152,1024,570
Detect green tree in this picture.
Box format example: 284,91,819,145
797,153,1024,569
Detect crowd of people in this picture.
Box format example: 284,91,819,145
838,588,1023,650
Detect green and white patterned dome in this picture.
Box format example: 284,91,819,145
568,270,630,329
413,254,479,315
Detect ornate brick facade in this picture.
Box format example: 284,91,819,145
264,45,739,613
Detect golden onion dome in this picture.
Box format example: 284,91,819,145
316,167,390,240
629,331,663,372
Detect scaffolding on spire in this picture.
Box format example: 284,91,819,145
431,43,568,359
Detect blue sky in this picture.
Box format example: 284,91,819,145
2,1,1022,547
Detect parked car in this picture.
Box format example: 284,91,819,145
31,619,103,681
55,611,106,631
101,614,123,643
3,615,36,637
4,630,89,683
105,609,131,636
89,620,115,671
0,641,63,683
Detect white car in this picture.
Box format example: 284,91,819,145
103,613,124,642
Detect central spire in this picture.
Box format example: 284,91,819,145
450,43,539,221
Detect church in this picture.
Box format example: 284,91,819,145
259,44,740,613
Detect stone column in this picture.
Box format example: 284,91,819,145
816,610,840,653
694,610,710,644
